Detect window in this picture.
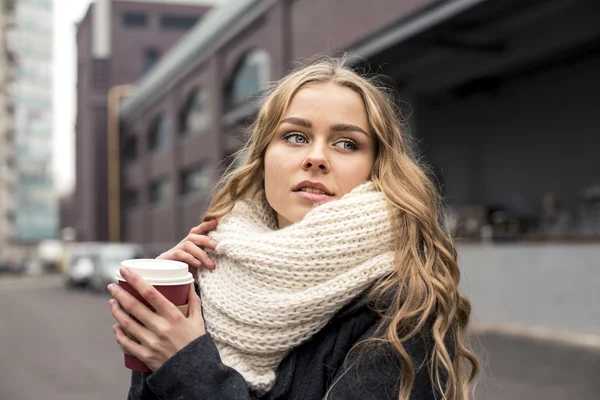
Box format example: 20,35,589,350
179,89,209,136
160,15,199,30
123,13,148,28
122,136,138,162
145,49,161,72
124,189,139,209
91,59,109,89
180,164,212,196
148,115,171,152
225,50,270,110
149,179,171,206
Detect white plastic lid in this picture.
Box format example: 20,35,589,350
116,259,194,286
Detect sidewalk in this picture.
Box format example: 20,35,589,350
471,323,600,351
473,331,600,400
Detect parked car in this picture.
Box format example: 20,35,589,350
62,242,104,288
88,243,145,293
0,260,27,275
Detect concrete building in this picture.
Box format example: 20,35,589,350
11,0,56,247
115,0,600,254
0,0,17,261
73,0,213,242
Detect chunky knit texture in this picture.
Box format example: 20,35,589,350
199,181,396,392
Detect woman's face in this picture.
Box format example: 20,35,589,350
264,82,377,228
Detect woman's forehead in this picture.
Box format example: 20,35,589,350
281,83,369,126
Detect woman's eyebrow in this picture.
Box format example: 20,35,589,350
280,117,311,128
330,123,369,136
280,117,368,136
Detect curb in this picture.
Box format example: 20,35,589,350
470,323,600,352
0,274,62,289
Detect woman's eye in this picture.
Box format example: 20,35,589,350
335,140,358,151
284,133,307,144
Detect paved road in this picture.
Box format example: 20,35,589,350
0,275,130,400
473,333,599,399
1,275,598,399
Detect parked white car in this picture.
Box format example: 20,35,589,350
88,243,145,293
62,243,105,288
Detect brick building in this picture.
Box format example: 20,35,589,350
73,0,212,242
107,0,600,254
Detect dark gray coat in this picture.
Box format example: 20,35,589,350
127,291,442,399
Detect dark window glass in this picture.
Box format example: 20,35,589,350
123,136,138,162
225,50,270,110
179,89,209,136
160,15,199,30
124,189,139,209
91,59,109,89
123,13,148,28
180,164,212,196
148,115,171,151
145,49,161,72
149,179,171,205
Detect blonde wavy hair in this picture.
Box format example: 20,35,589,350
204,56,479,399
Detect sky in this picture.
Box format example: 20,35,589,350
52,0,226,196
52,0,93,195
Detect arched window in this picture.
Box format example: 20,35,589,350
179,88,210,136
148,114,171,151
225,49,270,111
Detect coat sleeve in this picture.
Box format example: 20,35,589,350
126,333,261,400
324,331,443,400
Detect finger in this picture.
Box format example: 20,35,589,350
108,282,157,328
168,249,203,269
185,234,218,251
182,242,215,269
109,299,152,344
187,283,202,318
119,268,178,318
113,324,149,361
189,219,218,235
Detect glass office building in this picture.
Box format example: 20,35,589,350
12,0,57,242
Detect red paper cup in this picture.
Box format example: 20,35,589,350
115,259,194,373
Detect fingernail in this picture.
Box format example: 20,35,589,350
112,324,118,333
109,299,117,307
209,239,218,246
107,284,115,293
120,268,130,278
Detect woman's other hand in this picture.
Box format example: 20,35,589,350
109,268,206,372
157,219,218,270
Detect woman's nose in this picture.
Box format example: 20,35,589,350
302,148,330,172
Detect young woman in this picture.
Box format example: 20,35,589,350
108,57,479,399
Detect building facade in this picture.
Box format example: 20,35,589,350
11,0,56,246
0,0,17,261
73,0,212,242
112,0,600,254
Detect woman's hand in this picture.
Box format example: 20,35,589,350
157,219,218,269
108,267,206,372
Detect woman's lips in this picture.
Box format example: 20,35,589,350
294,190,335,203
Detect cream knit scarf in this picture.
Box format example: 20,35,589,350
199,181,396,392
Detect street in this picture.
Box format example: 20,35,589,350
1,275,598,400
0,275,130,400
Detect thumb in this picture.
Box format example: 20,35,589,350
187,283,202,318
